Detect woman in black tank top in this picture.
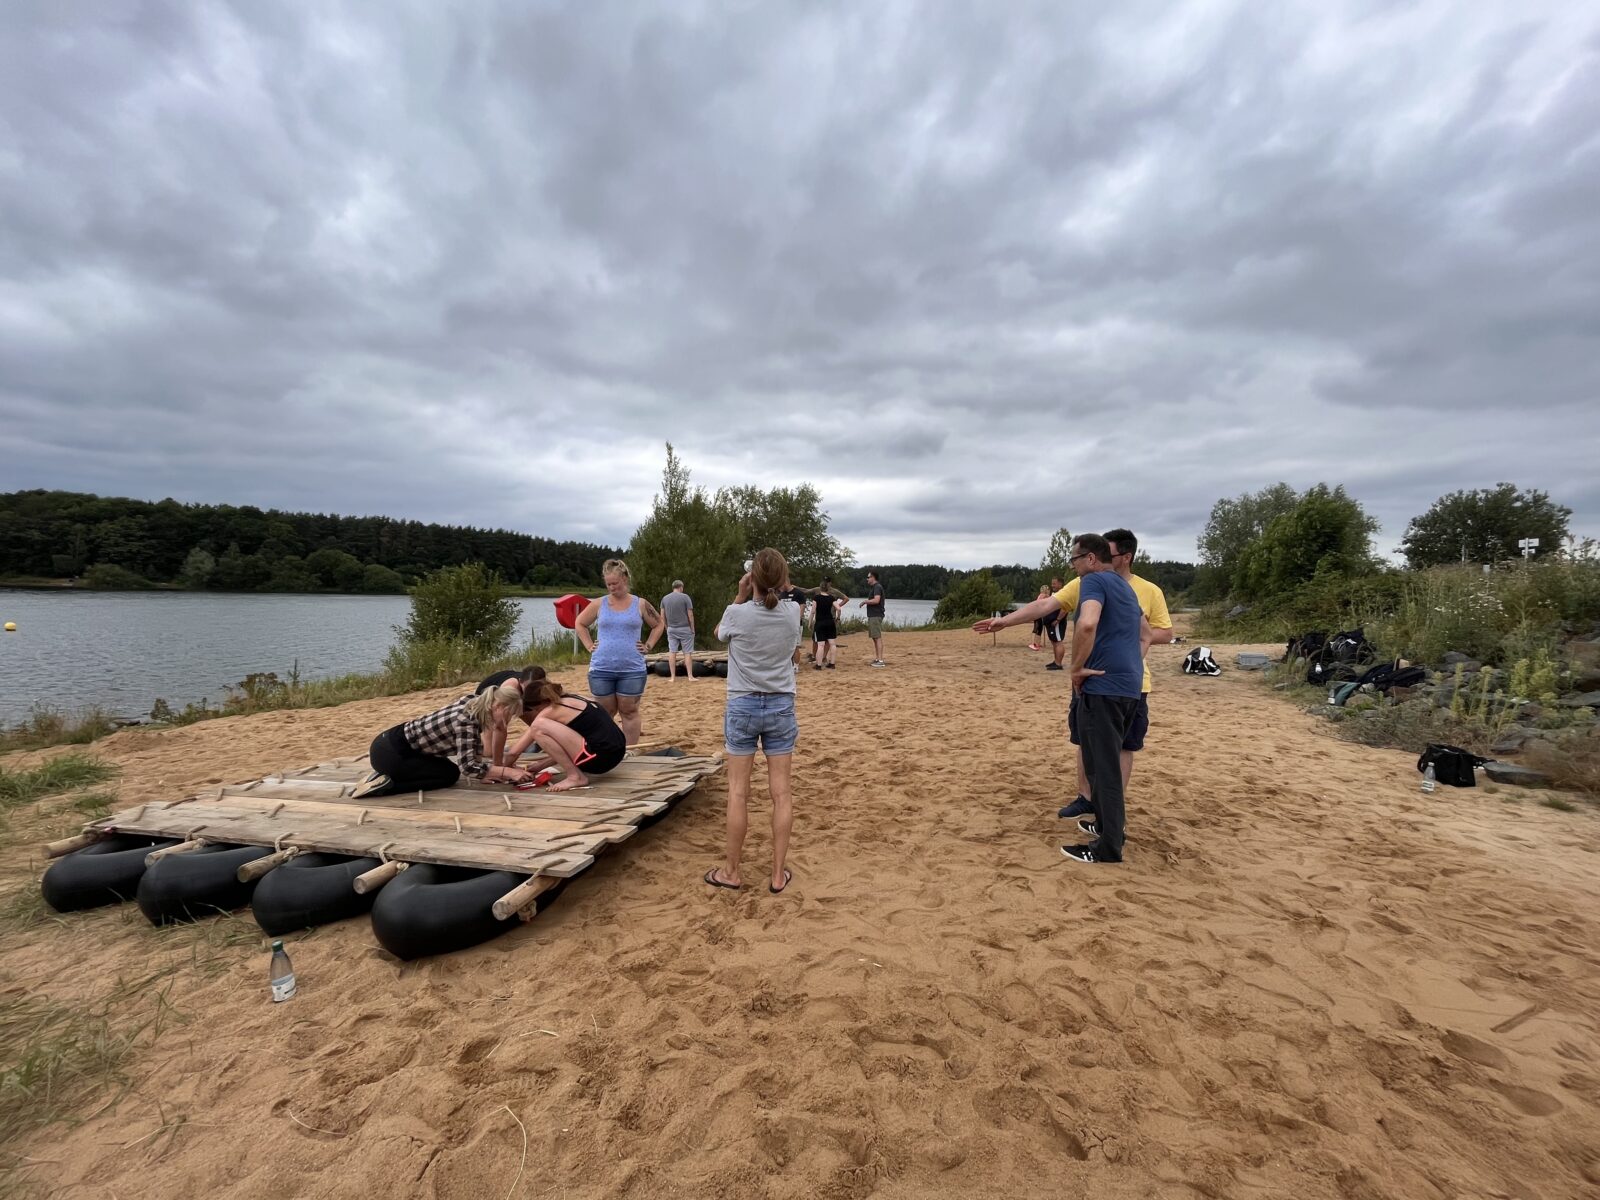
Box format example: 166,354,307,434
505,682,626,790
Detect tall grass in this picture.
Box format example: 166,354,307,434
0,706,120,755
0,755,118,809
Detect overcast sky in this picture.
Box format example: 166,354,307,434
3,2,1597,568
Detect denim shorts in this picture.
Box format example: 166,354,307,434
588,670,648,698
724,693,798,756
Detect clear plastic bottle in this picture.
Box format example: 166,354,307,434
269,940,296,1002
1420,763,1437,795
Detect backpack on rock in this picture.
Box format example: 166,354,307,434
1182,646,1221,676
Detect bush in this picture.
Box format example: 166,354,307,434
933,571,1014,624
81,563,154,590
397,563,518,657
0,705,119,753
361,563,406,593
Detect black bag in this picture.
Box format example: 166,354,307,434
1283,631,1328,663
1417,743,1488,788
1182,646,1221,676
1355,661,1427,695
1307,659,1360,687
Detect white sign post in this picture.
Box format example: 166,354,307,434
1518,537,1539,560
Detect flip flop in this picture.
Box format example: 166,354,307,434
769,868,793,895
704,868,741,891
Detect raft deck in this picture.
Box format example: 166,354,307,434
76,751,721,885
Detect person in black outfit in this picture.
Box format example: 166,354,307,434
505,680,627,791
474,665,547,766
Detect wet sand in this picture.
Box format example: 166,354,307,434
5,624,1599,1198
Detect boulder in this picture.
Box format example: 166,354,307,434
1236,652,1271,671
1224,605,1251,621
1489,728,1534,755
1482,761,1552,788
1518,702,1545,721
1442,651,1473,665
1560,690,1600,710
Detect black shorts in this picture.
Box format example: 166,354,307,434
1045,614,1068,644
813,621,837,642
1069,693,1148,751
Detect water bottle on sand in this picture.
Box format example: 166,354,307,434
270,940,296,1002
1421,763,1437,795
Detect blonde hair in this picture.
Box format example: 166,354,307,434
465,683,523,726
601,558,630,582
750,547,787,610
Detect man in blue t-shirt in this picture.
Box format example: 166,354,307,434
970,533,1149,864
1061,533,1146,863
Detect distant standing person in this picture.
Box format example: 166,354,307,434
803,576,848,670
576,559,665,747
1045,576,1070,671
972,534,1148,864
1029,584,1050,651
660,580,696,681
705,548,801,894
859,570,887,666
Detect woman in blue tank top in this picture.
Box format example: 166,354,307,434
575,558,665,747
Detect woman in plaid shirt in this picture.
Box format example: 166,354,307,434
353,684,532,798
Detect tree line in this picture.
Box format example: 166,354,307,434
1193,480,1574,604
0,490,622,593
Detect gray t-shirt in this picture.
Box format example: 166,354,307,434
660,590,694,630
717,600,801,697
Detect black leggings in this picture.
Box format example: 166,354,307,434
367,726,460,796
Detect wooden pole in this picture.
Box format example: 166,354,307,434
145,838,207,865
491,874,560,921
237,847,299,883
352,860,408,895
43,830,104,858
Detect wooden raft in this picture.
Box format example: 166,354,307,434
67,752,722,907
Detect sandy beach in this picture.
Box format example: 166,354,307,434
5,623,1599,1199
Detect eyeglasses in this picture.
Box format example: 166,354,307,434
1068,552,1091,563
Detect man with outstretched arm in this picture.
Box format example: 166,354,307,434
974,534,1148,863
1054,529,1174,827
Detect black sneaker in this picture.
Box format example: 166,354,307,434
1045,663,1064,671
826,663,836,669
1076,818,1099,837
1057,795,1092,819
1060,844,1099,863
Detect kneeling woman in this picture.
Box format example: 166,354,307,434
355,685,533,798
504,681,626,792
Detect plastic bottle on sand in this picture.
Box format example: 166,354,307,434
1421,763,1437,795
270,940,296,1002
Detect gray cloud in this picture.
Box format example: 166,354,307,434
2,0,1597,568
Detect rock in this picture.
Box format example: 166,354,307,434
1518,702,1545,721
1442,651,1472,665
1482,761,1552,788
1560,690,1600,710
1569,665,1600,692
1236,653,1270,670
1489,728,1533,755
1224,605,1251,621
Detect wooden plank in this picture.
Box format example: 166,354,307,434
207,792,640,844
95,807,598,877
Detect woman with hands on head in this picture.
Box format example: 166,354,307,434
575,558,665,747
705,548,802,895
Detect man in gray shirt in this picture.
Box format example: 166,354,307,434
660,580,696,680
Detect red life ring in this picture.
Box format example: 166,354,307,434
552,593,588,630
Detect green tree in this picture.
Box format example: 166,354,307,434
82,563,154,590
398,563,519,656
716,483,853,577
933,570,1013,623
306,547,366,591
1197,482,1300,599
178,547,216,589
1039,528,1073,583
1233,484,1379,599
1400,483,1572,568
360,563,406,593
628,444,746,610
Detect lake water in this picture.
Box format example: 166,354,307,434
0,589,937,725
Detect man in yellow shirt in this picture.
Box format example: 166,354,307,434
1054,529,1174,827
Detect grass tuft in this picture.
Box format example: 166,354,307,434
0,756,118,809
0,993,143,1149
